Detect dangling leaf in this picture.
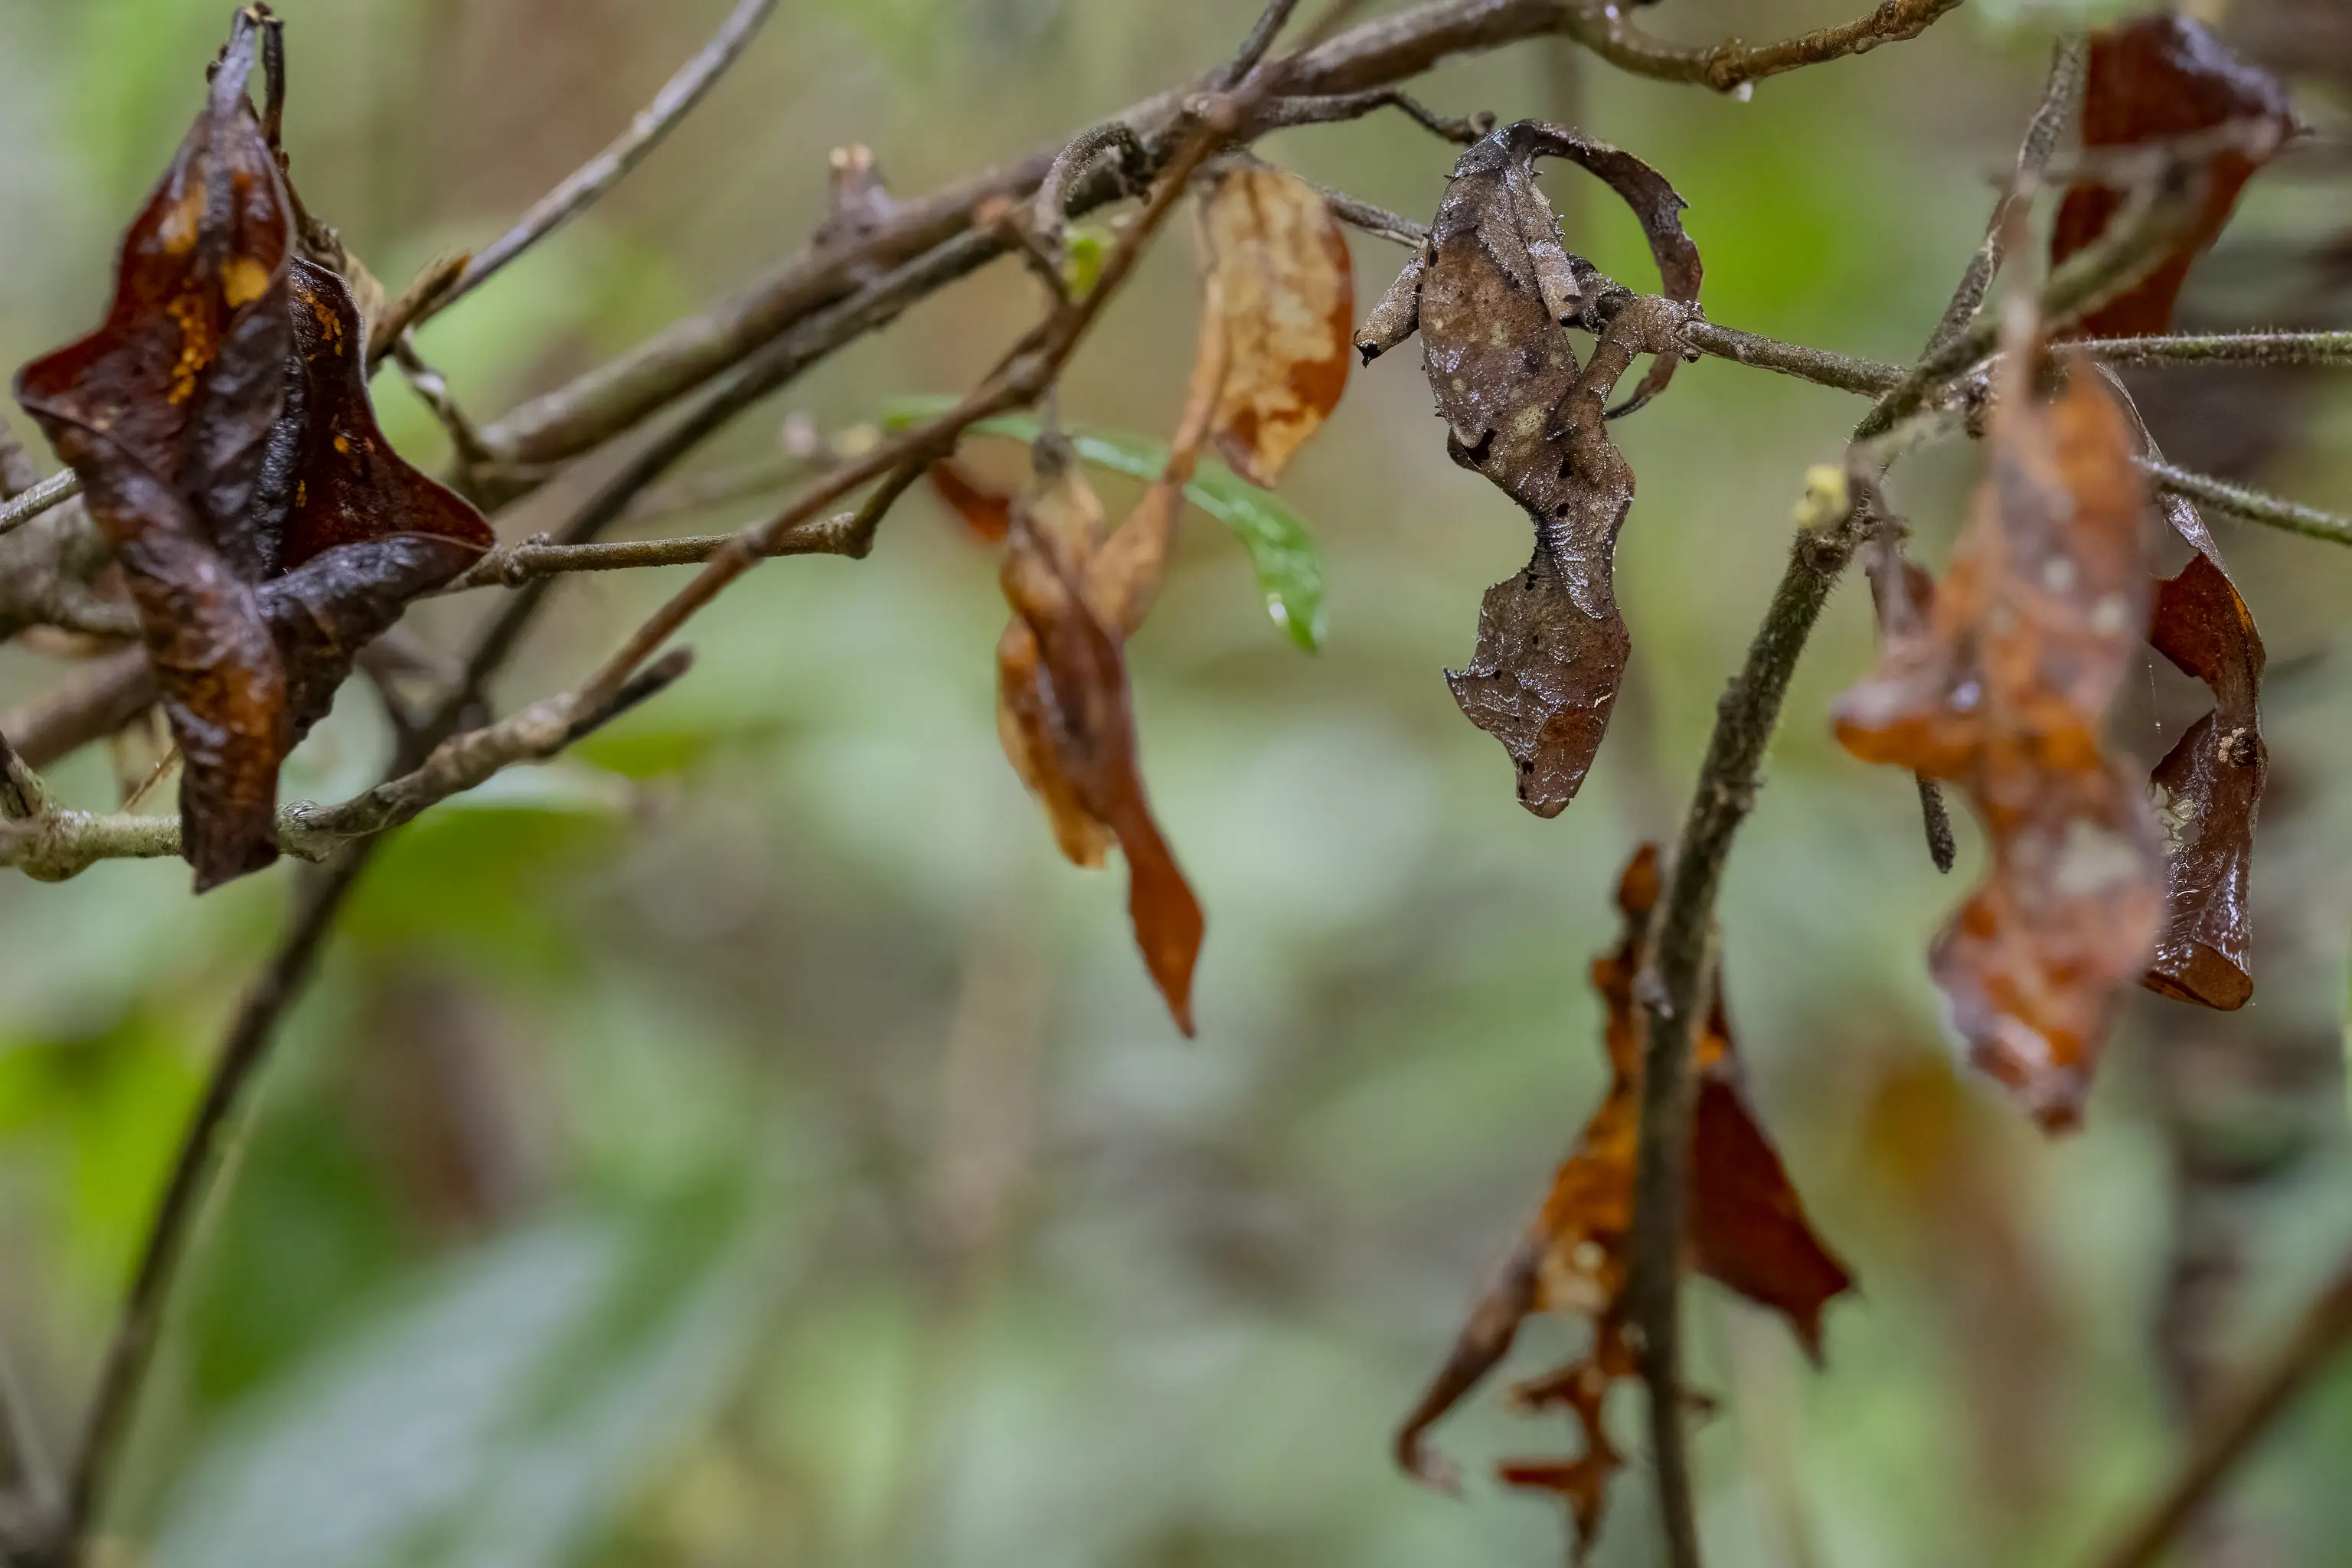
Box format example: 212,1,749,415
1200,165,1352,488
1396,845,1850,1559
998,441,1204,1034
1834,334,2164,1131
2050,15,2294,339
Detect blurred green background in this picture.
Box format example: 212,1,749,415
2,2,2350,1564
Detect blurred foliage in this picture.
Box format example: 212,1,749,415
0,2,2348,1566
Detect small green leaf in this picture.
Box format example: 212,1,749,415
1062,225,1112,299
880,397,1326,652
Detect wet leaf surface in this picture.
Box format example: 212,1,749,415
1201,166,1351,488
2051,14,2293,338
2143,549,2265,1008
1356,122,1697,818
1834,346,2163,1130
14,16,488,888
1395,845,1849,1557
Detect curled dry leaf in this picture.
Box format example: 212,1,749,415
995,275,1229,1030
1395,845,1849,1558
997,443,1205,1033
1200,166,1351,488
1834,337,2162,1130
2050,14,2294,339
14,14,488,888
2144,548,2265,1008
1355,122,1699,818
15,18,292,887
995,385,1218,1031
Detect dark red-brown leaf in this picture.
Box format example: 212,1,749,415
2143,549,2265,1008
2050,15,2293,338
14,15,489,888
263,258,492,740
15,16,292,887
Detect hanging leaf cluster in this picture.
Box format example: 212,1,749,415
1834,17,2290,1126
947,165,1354,1029
12,11,490,888
1393,845,1851,1559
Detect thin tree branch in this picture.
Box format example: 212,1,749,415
567,80,1265,714
433,518,862,595
1923,34,2086,359
0,652,155,773
0,476,80,542
1216,0,1306,90
1857,169,2207,439
2072,329,2352,368
407,0,780,336
61,846,375,1553
1682,321,1904,396
2141,460,2352,549
2093,1250,2352,1568
1627,467,1872,1568
474,0,1968,469
1256,88,1494,143
1558,0,1966,95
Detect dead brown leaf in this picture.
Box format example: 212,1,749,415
13,13,488,887
1834,332,2164,1130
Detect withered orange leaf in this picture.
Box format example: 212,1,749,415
15,14,489,888
927,459,1011,543
2143,549,2265,1009
1834,341,2163,1131
2050,15,2293,339
998,440,1204,1033
1396,845,1850,1559
1357,122,1698,819
1200,166,1351,489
